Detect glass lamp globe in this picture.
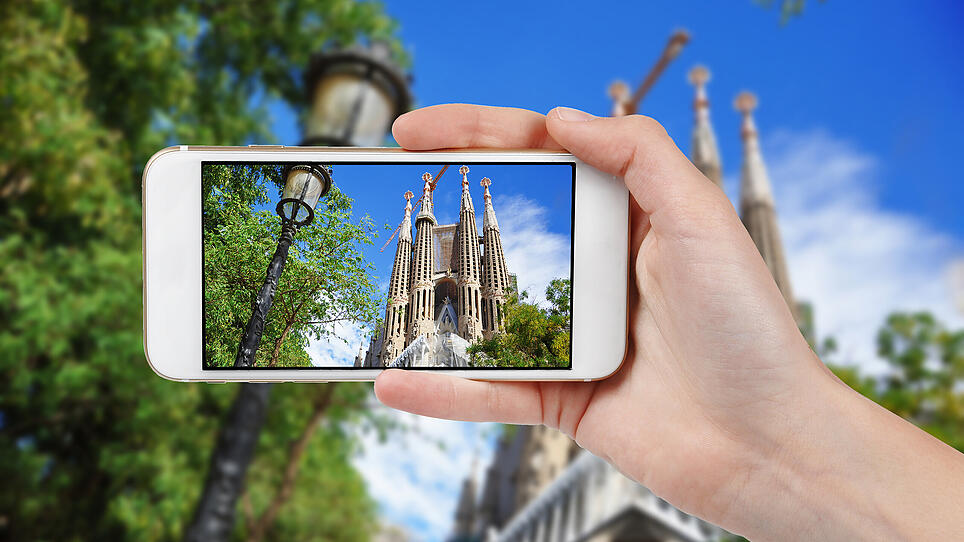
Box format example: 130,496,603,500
278,165,331,225
302,43,412,147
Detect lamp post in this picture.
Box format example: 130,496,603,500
187,41,413,542
302,41,412,147
233,165,332,367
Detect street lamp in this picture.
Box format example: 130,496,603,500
187,43,415,542
234,164,332,367
301,41,413,147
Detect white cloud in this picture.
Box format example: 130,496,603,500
737,129,964,374
353,407,498,541
308,319,371,367
493,194,571,306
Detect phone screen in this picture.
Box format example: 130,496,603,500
202,161,574,370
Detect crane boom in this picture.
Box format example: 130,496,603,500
626,29,690,115
380,164,451,252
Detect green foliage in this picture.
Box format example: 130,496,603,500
202,164,382,367
756,0,823,24
239,384,380,542
830,312,964,452
0,1,404,540
468,279,571,368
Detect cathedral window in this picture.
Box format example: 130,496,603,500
481,300,488,331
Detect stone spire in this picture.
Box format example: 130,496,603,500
415,172,436,224
408,173,437,343
480,177,511,339
481,177,499,232
735,91,797,317
688,65,723,187
378,191,414,365
452,455,479,539
353,342,366,368
456,166,484,342
398,190,414,242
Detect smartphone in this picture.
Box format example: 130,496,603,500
143,146,628,381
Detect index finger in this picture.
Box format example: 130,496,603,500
391,104,563,151
373,369,546,425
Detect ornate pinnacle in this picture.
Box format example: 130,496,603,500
480,177,492,201
416,172,436,223
734,91,758,115
608,80,630,101
459,165,470,188
689,65,711,113
398,190,414,243
734,91,759,140
608,80,631,117
687,65,710,87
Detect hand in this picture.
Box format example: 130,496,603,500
375,104,964,541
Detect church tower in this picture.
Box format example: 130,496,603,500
451,457,479,540
378,191,414,365
480,177,511,340
408,172,437,343
688,65,723,187
735,91,798,318
353,343,366,368
455,166,484,343
513,426,582,511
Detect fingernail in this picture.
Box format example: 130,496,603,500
551,106,596,122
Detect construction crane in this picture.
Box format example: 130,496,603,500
610,29,690,116
379,164,450,252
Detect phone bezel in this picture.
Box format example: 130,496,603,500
143,146,628,382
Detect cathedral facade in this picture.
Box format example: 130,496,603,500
356,166,512,368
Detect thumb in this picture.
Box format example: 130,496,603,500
546,106,723,229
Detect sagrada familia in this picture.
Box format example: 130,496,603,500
355,165,513,368
446,66,807,542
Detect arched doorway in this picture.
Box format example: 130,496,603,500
434,278,458,319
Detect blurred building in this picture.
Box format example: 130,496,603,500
451,426,718,542
358,166,513,368
448,66,808,542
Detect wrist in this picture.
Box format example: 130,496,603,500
732,364,964,541
738,374,889,540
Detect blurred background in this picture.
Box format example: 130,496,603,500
2,1,963,541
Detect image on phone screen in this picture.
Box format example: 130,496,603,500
202,161,574,370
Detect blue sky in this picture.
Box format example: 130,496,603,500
268,0,964,239
325,162,573,292
259,1,964,539
301,162,573,366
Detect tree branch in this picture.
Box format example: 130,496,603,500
266,319,295,368
244,386,336,542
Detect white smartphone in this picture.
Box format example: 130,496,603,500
143,146,628,382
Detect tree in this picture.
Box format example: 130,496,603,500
202,164,382,368
724,311,964,542
468,279,571,368
832,312,964,452
0,1,403,540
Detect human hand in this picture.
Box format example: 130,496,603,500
375,104,964,541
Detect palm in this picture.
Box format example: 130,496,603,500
518,193,797,511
